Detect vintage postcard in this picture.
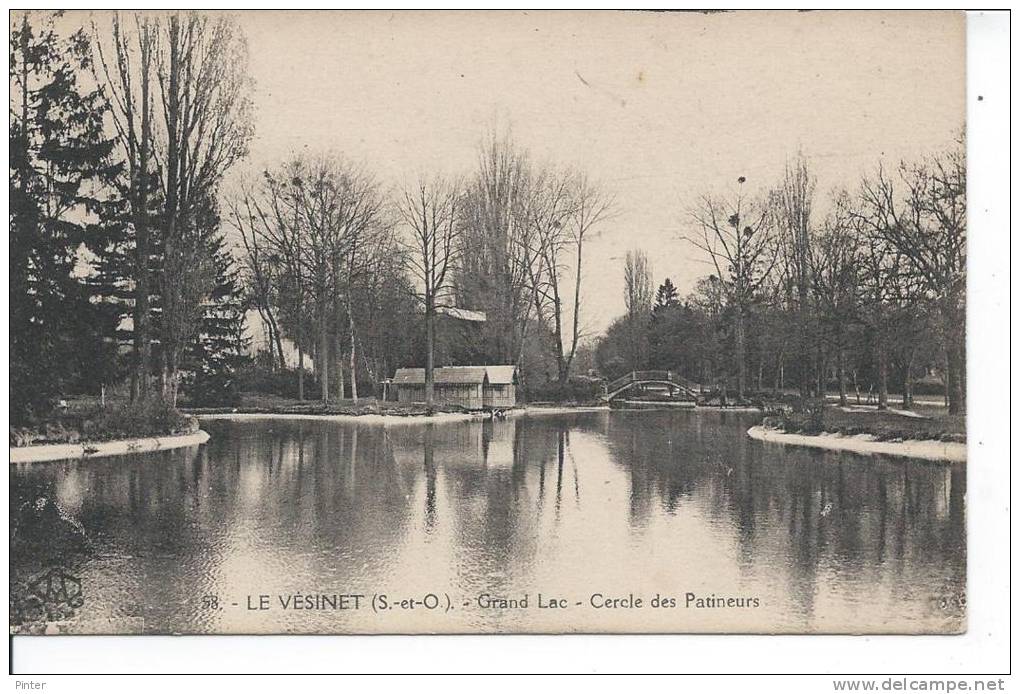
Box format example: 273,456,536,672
10,9,966,636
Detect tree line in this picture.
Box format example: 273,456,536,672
11,11,252,423
230,134,614,409
596,148,966,415
10,11,616,421
9,10,964,424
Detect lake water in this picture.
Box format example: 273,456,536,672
10,410,965,634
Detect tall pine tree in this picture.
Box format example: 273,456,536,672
653,278,680,313
10,12,124,422
184,198,250,406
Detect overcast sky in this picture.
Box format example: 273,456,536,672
231,11,964,332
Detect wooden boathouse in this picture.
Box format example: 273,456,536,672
390,365,518,410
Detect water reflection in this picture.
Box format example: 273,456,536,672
11,411,964,634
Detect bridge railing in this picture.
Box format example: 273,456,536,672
603,370,703,398
605,372,636,393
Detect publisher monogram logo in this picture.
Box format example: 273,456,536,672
26,566,84,609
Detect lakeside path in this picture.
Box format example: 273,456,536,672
193,404,766,426
10,430,211,464
194,405,613,426
747,425,966,463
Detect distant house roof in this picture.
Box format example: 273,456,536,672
392,365,517,386
484,365,517,385
435,306,487,322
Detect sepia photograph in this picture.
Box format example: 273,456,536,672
10,9,971,641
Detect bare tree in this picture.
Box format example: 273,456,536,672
286,155,384,404
623,249,653,371
227,180,286,371
154,12,254,405
520,167,571,372
261,162,311,398
457,132,533,364
335,180,387,403
561,173,614,382
623,249,653,320
397,176,461,412
855,144,965,414
94,11,253,405
522,167,613,383
855,204,907,411
771,154,816,397
91,13,158,401
809,192,862,406
687,177,778,400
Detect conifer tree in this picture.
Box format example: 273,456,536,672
10,12,124,422
653,278,680,313
186,204,251,406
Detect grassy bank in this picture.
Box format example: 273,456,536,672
765,404,965,443
184,392,485,417
10,399,198,448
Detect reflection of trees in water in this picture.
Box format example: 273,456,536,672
11,445,224,630
386,415,599,593
12,446,214,563
605,411,722,524
422,424,438,533
11,412,965,632
389,418,555,590
10,420,422,630
603,411,966,623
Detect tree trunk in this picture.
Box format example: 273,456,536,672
270,312,285,371
561,233,585,386
335,342,344,403
816,345,825,399
160,350,178,406
946,335,965,415
943,297,965,415
734,306,746,400
425,300,435,413
797,301,811,399
876,330,889,411
131,50,153,403
837,344,848,407
297,342,305,401
349,305,358,402
903,350,915,409
296,300,305,401
258,311,276,369
319,300,329,403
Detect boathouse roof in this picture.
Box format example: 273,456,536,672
393,366,487,385
392,365,517,386
483,365,517,385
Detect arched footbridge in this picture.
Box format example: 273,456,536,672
602,370,702,402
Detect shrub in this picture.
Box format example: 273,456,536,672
523,377,604,404
236,365,321,401
805,399,826,432
774,404,965,442
9,398,195,447
78,399,194,442
184,371,242,408
910,379,949,396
